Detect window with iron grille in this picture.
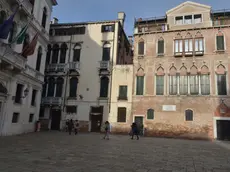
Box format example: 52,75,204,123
117,107,126,123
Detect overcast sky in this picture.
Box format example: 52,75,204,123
52,0,230,35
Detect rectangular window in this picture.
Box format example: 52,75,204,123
12,113,19,123
194,14,202,24
158,40,164,55
102,47,110,61
29,114,34,123
169,75,178,95
31,89,37,106
136,76,144,95
175,40,183,53
184,15,192,24
138,41,144,55
175,16,183,25
195,38,204,52
118,86,128,100
190,75,199,95
180,76,188,95
216,35,225,51
156,75,164,95
66,106,77,114
201,75,210,95
15,84,23,104
217,74,227,95
184,39,193,52
117,107,126,123
101,25,115,32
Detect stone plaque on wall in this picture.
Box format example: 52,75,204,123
162,105,176,111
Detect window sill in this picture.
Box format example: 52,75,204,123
98,97,109,100
157,53,164,57
195,51,204,56
184,52,193,57
138,55,145,59
215,50,225,53
118,97,128,101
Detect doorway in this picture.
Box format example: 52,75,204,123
90,106,103,132
134,116,144,135
51,109,61,130
217,120,230,141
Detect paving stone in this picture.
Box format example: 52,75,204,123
0,132,230,172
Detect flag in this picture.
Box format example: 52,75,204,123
10,24,28,44
0,7,18,39
22,33,38,57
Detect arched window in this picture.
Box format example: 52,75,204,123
185,109,193,121
100,76,109,98
47,77,55,97
0,11,7,24
60,43,67,63
147,109,154,120
169,66,177,95
73,43,81,62
200,65,210,95
69,77,78,97
36,46,42,71
216,64,227,95
55,77,64,97
179,66,188,95
102,42,110,61
46,44,52,65
8,22,17,43
138,40,145,55
52,44,59,64
41,7,47,28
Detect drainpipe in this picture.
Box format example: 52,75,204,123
62,32,73,114
108,21,117,117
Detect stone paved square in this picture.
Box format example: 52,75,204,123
0,132,230,172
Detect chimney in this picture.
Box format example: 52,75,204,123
118,12,126,28
52,17,59,24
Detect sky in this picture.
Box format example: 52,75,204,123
52,0,230,36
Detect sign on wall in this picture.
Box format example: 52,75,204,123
162,105,176,111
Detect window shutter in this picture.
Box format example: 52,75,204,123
138,42,144,55
136,76,144,95
217,36,224,50
158,40,164,54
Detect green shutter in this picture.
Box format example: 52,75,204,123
216,36,224,50
158,40,164,54
136,76,144,95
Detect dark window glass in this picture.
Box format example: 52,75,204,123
36,47,42,71
69,77,78,97
118,86,127,100
185,110,193,121
217,74,227,95
147,109,154,120
216,35,225,51
29,114,34,123
136,76,144,95
100,77,109,98
117,107,126,122
31,89,37,106
12,113,19,123
15,84,23,104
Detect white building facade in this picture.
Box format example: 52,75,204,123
40,12,133,132
0,0,57,135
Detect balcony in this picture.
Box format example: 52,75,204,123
195,51,204,56
174,52,183,57
41,97,63,105
16,0,33,15
184,51,193,57
24,65,44,82
0,43,26,71
45,64,66,73
98,61,111,75
68,62,80,71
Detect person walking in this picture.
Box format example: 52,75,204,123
74,120,80,135
131,122,139,140
103,121,110,140
68,119,73,135
65,119,69,132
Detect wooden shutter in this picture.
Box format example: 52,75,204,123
216,36,224,50
158,40,164,54
136,76,144,95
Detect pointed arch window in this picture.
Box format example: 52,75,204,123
73,43,81,62
46,45,52,65
169,67,178,95
52,44,59,64
69,77,78,97
55,77,64,97
47,77,55,97
200,66,210,95
185,109,193,121
156,67,164,95
0,11,6,24
102,42,111,61
216,65,227,95
138,40,145,55
42,7,47,28
190,66,199,95
36,46,42,71
60,43,67,63
180,67,188,95
147,109,154,120
100,76,109,98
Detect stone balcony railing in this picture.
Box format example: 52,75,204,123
24,65,44,82
99,61,111,70
0,43,26,70
45,64,66,73
41,97,63,105
17,0,33,15
68,62,80,71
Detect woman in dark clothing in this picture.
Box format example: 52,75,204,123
68,119,73,135
131,122,139,140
